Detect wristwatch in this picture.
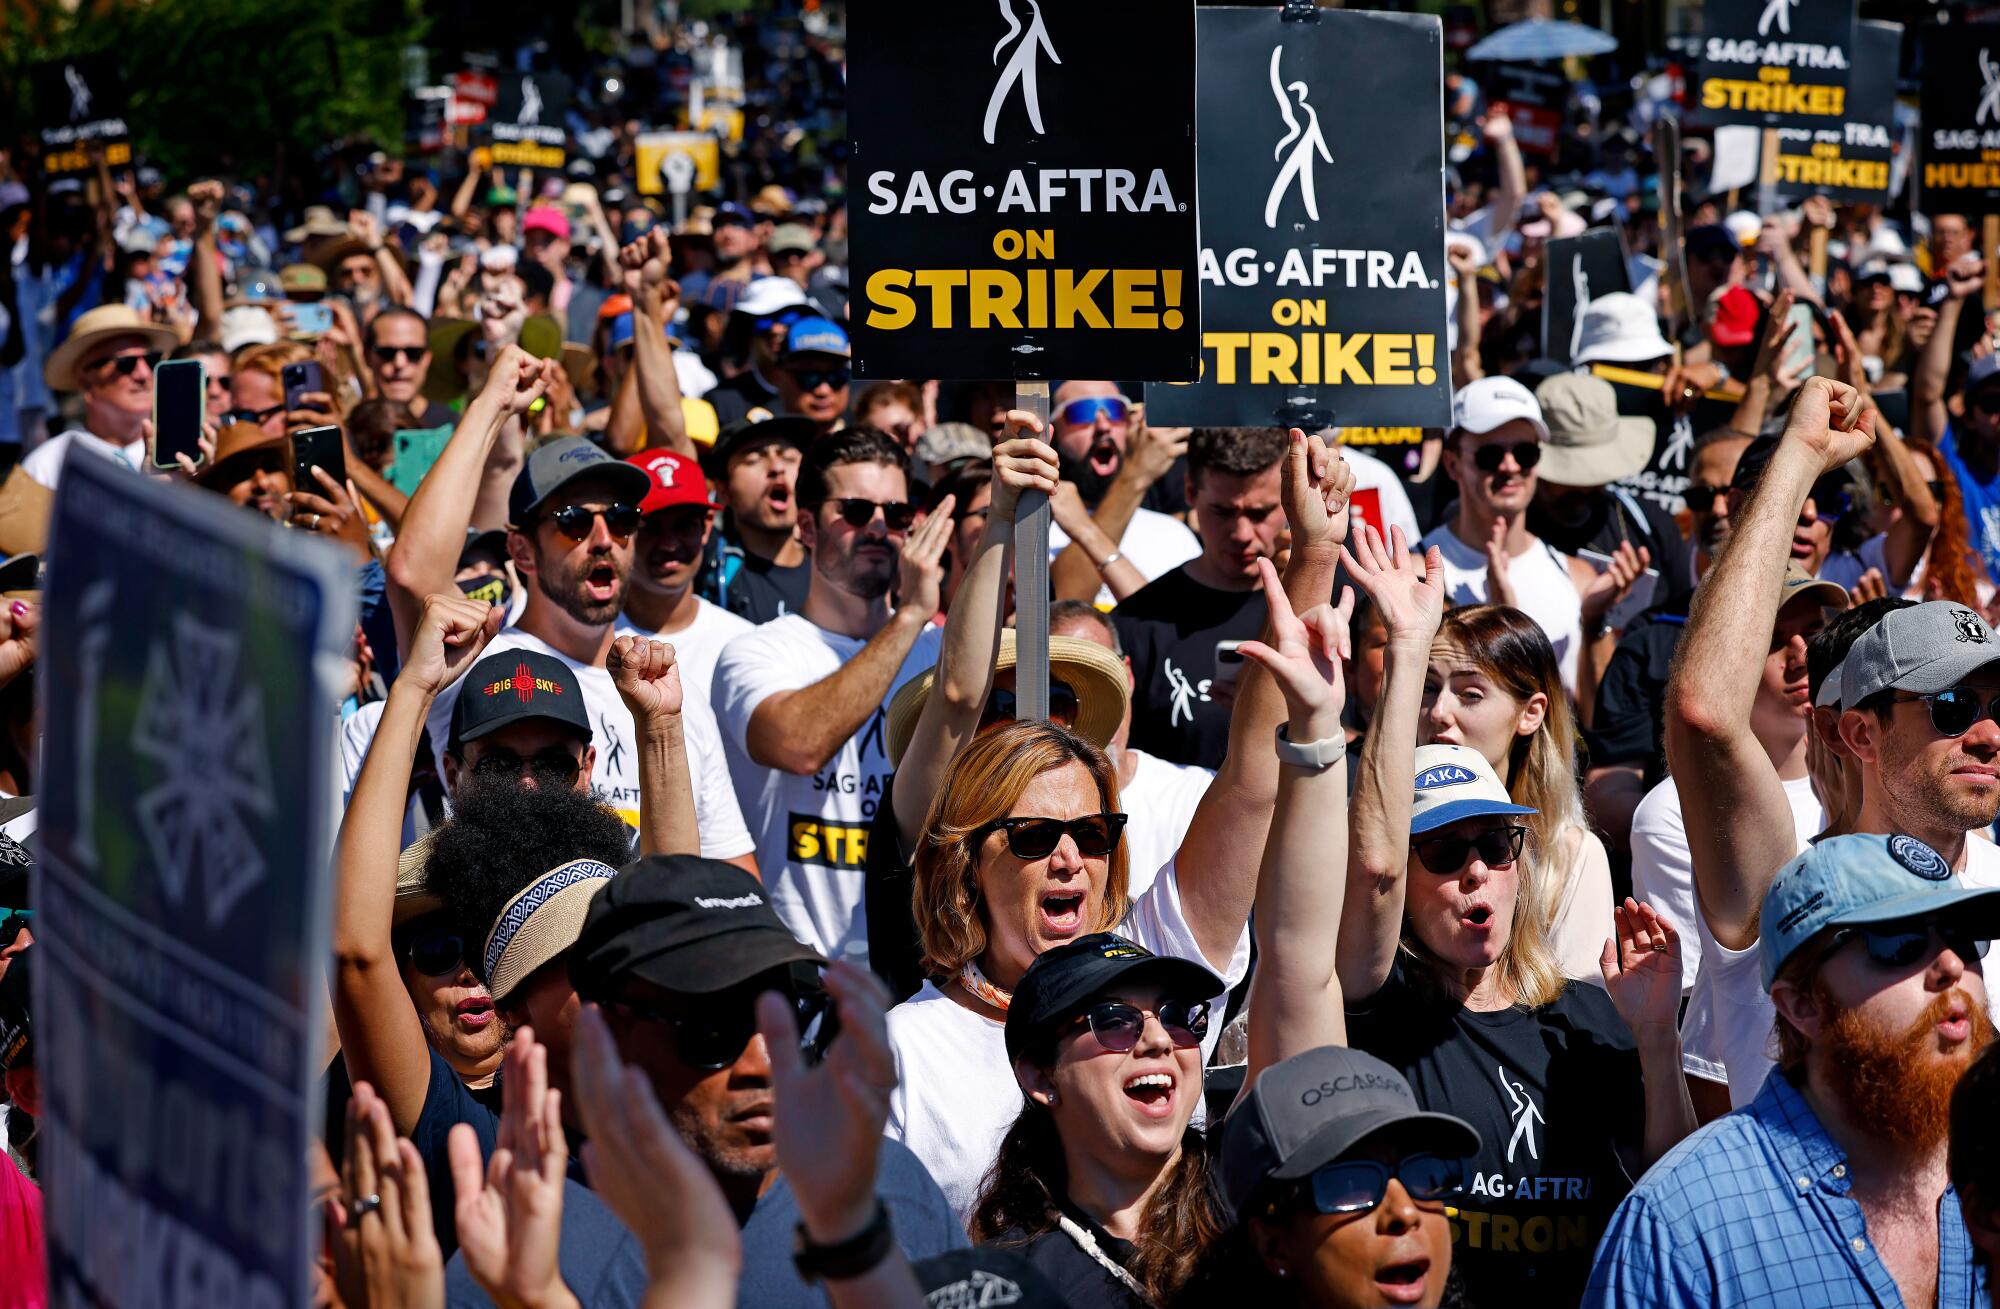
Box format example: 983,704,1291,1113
793,1202,894,1284
1273,723,1346,769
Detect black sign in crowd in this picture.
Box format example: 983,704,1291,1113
0,2,1997,1309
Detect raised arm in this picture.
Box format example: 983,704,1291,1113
1482,114,1527,247
1665,376,1874,948
1447,242,1485,389
746,502,953,775
1831,310,1940,589
349,211,414,309
610,635,701,858
1339,526,1446,1001
382,348,551,656
1237,557,1356,1082
1049,408,1184,600
1598,900,1697,1166
332,594,502,1133
186,180,226,340
1912,255,1982,446
1170,432,1351,970
619,229,691,455
1048,480,1147,603
893,422,1058,845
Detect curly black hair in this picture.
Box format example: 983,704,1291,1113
421,772,634,983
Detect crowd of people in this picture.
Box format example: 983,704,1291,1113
0,9,1997,1309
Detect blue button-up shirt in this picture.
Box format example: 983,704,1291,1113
1583,1068,1991,1308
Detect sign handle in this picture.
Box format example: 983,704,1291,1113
1755,128,1779,227
1012,382,1052,723
1986,215,2000,314
1807,225,1828,289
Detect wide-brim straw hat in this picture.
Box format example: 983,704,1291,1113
886,630,1129,767
42,305,177,392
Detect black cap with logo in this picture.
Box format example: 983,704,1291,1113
568,855,827,999
1218,1045,1481,1223
449,649,593,750
699,414,818,481
510,434,654,525
912,1248,1066,1309
1002,932,1224,1064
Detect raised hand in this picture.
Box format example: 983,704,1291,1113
758,961,901,1244
1579,539,1649,625
402,593,503,697
570,1006,740,1307
1782,375,1875,476
1598,899,1684,1043
608,635,684,726
1946,253,1985,301
348,210,384,251
489,349,554,418
894,493,955,623
1124,403,1188,488
618,227,675,301
1483,515,1519,611
1848,568,1888,607
448,1028,574,1309
188,179,224,233
1281,428,1357,554
0,600,38,690
1233,556,1353,743
988,413,1059,523
1341,524,1444,649
332,1082,445,1309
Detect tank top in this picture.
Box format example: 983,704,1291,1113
1418,524,1584,695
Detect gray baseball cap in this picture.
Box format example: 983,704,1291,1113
1218,1046,1480,1223
509,435,654,525
1834,601,2000,707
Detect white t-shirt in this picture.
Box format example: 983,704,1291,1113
884,862,1251,1227
1048,505,1200,608
1684,832,2000,1107
711,614,945,960
339,699,424,850
616,597,754,712
423,627,754,861
1418,525,1585,695
1118,748,1212,901
1632,772,1823,1000
23,428,146,488
1333,445,1423,547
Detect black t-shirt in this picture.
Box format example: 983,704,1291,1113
722,534,812,625
1346,959,1644,1309
1527,487,1695,608
1583,591,1690,785
994,1200,1148,1309
707,369,781,428
1112,566,1267,769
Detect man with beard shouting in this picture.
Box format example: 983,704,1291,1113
1044,380,1199,606
1585,832,1998,1308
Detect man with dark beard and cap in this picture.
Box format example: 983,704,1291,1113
1042,380,1199,607
1585,833,1998,1308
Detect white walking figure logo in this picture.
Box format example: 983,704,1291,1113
1979,50,2000,128
519,77,543,126
1163,657,1203,727
1757,0,1797,38
1663,414,1696,471
1500,1065,1543,1163
1568,254,1592,363
65,65,91,122
983,0,1060,145
1264,46,1332,229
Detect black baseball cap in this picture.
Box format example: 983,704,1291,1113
0,949,30,1073
450,649,592,749
459,528,510,571
1686,224,1739,265
509,434,654,525
1003,932,1224,1064
699,414,817,481
568,856,827,1000
1218,1046,1480,1223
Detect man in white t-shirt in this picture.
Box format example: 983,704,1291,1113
1050,600,1212,899
711,427,951,960
24,304,178,488
617,447,751,706
1044,380,1199,605
1417,377,1639,696
1667,378,2000,1112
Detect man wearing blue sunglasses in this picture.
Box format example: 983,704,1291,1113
1045,380,1199,607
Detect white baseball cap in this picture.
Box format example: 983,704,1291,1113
1410,745,1538,836
1452,376,1549,441
1572,292,1676,366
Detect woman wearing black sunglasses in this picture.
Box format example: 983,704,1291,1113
1338,526,1694,1308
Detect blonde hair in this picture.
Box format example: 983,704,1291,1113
911,720,1128,978
1417,605,1577,1008
232,339,312,382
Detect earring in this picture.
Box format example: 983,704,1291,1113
1046,1090,1058,1105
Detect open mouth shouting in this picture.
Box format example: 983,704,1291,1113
1460,903,1495,933
1373,1256,1433,1305
1040,889,1087,938
1122,1069,1177,1119
454,996,494,1031
1086,436,1121,479
582,560,621,602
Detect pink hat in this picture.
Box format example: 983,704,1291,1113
522,207,571,242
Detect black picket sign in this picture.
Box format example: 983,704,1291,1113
1542,229,1634,367
1921,23,2000,218
1770,20,1900,205
1696,0,1859,130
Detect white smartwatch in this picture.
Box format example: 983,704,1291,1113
1274,724,1346,770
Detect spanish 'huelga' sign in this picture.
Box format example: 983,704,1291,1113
846,0,1200,381
1148,7,1450,429
1696,0,1857,129
1922,22,2000,217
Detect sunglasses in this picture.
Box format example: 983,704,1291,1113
788,366,851,391
608,983,836,1072
1058,395,1129,427
1470,442,1541,472
546,503,642,541
1823,923,1991,970
1808,476,1855,520
981,681,1080,730
372,345,425,364
469,747,584,788
92,350,162,378
227,403,286,425
0,908,30,950
1888,685,2000,738
1412,824,1526,875
1682,483,1728,514
830,498,918,531
1279,1153,1468,1218
392,916,466,978
755,309,808,334
1067,997,1210,1052
984,812,1127,860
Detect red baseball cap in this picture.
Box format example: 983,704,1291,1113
627,449,718,516
1710,285,1761,349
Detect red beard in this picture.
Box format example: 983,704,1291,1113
1819,987,1993,1153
